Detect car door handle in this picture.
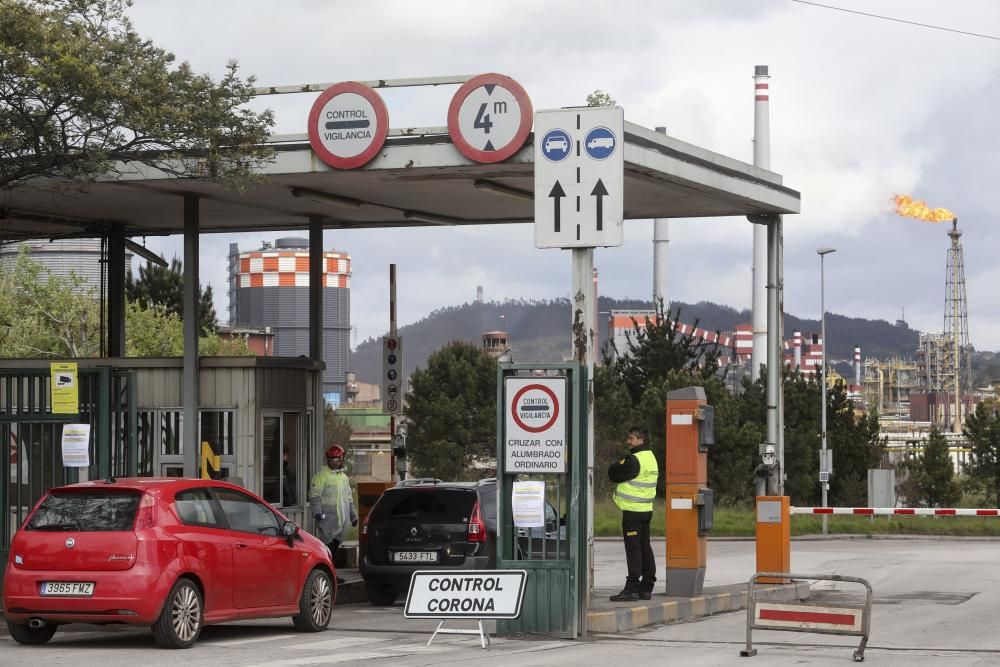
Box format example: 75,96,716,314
237,543,249,549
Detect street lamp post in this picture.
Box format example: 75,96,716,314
817,247,836,535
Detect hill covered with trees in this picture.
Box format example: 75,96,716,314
349,297,923,385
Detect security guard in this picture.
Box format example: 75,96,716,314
608,425,658,601
308,444,358,582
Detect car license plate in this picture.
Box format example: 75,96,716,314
392,551,438,563
41,581,95,596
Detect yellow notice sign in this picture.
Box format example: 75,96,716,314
50,362,79,414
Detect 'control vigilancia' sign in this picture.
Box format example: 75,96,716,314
404,570,527,619
504,377,567,473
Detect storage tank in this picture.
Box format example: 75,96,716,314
231,237,351,405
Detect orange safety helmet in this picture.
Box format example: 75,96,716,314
325,444,345,459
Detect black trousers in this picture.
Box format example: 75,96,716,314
622,510,655,592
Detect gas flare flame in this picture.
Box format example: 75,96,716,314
893,195,956,223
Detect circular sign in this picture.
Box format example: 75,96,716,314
510,384,560,433
540,128,572,162
448,73,533,164
387,369,398,381
307,82,389,169
385,338,398,351
584,126,617,160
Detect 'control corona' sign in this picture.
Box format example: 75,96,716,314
504,377,566,473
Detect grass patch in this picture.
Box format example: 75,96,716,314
592,501,1000,537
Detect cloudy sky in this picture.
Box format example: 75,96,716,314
125,1,1000,353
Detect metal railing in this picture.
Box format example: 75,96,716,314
741,572,872,662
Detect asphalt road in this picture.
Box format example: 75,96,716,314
4,537,1000,665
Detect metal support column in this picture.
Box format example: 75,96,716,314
107,227,126,357
182,195,200,478
767,218,782,494
653,126,670,309
309,217,325,456
570,247,594,632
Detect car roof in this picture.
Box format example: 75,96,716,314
49,477,249,496
388,478,496,492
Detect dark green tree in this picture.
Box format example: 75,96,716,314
404,341,497,481
596,301,757,503
909,427,961,507
782,372,884,506
965,401,1000,505
126,258,217,334
0,0,274,190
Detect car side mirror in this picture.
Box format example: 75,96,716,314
282,520,299,544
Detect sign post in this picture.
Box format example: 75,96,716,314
404,569,527,648
504,377,566,473
533,106,625,248
448,73,533,164
532,106,626,630
307,81,389,169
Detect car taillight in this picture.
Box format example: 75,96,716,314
134,493,156,531
360,514,370,545
468,500,486,542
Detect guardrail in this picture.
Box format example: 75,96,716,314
740,572,872,662
792,506,1000,516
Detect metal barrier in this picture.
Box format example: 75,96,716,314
741,572,872,662
793,506,1000,516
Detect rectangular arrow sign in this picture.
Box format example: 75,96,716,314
533,106,624,249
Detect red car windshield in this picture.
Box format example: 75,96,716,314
26,489,142,532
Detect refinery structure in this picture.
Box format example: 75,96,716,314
606,203,978,477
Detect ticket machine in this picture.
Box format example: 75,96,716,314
664,386,714,596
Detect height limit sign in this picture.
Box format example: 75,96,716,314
533,106,624,248
504,377,566,474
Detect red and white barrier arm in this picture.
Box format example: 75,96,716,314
791,507,1000,516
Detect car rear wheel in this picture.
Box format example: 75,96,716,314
365,582,398,606
293,568,333,632
7,620,57,645
152,577,203,649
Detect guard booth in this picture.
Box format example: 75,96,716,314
495,363,587,638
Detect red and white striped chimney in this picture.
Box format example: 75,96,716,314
793,331,802,370
854,346,862,387
750,65,770,380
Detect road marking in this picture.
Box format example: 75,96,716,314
247,652,391,666
288,636,389,650
203,633,296,647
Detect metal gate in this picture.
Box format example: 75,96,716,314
1,366,137,557
495,363,587,638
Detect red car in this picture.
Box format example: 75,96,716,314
3,477,335,648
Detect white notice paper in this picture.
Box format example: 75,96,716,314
512,480,546,528
61,423,90,468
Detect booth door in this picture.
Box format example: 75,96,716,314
261,412,303,525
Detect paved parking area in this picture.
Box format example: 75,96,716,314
4,537,1000,665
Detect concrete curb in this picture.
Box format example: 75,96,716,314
586,581,811,634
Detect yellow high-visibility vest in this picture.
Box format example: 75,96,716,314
614,449,657,512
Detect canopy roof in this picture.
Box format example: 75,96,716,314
0,122,799,240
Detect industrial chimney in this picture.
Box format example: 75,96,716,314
750,65,771,380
